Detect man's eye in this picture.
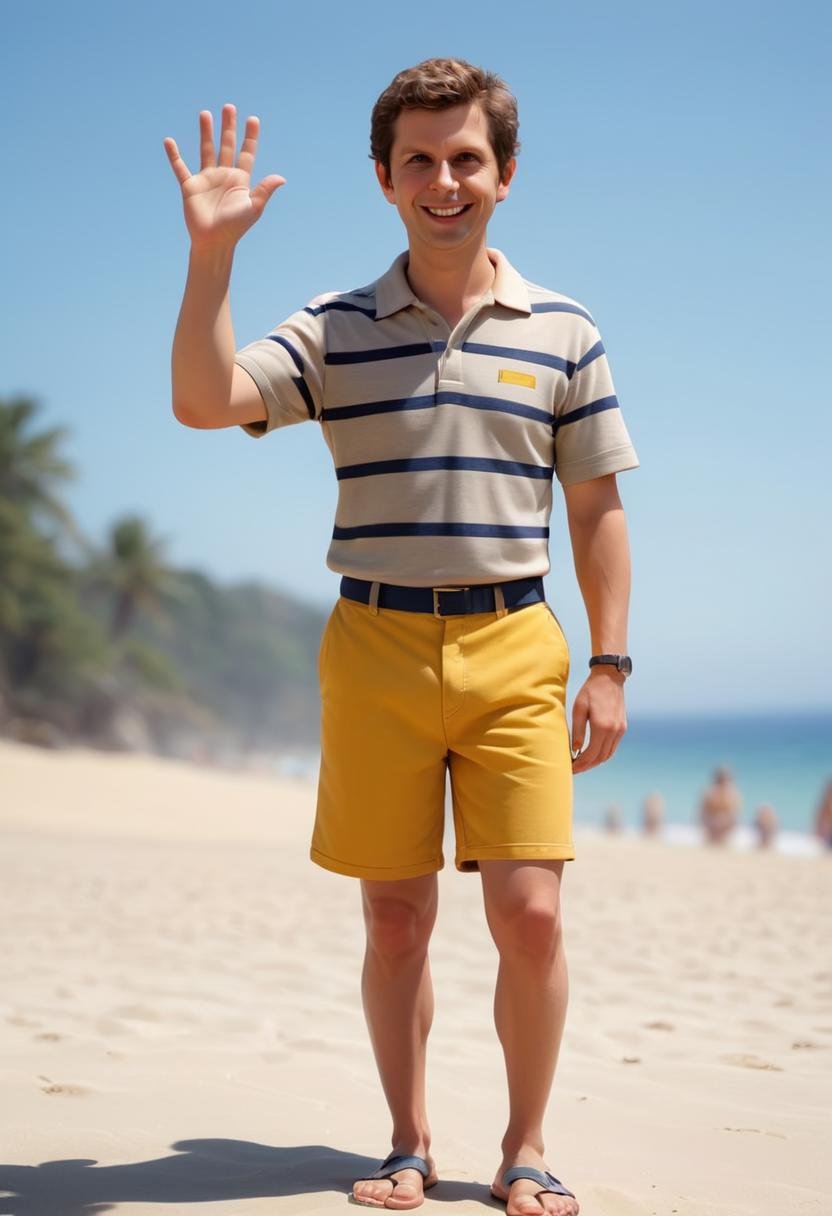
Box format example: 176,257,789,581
456,152,479,162
408,154,429,163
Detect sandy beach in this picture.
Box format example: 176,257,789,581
1,737,830,1216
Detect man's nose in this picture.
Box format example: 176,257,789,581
430,159,459,192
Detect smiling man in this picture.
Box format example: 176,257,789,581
166,57,638,1216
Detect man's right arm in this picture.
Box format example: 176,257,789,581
171,242,265,429
164,104,285,430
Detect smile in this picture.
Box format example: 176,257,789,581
422,204,472,217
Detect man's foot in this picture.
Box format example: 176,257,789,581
491,1152,579,1216
351,1151,438,1209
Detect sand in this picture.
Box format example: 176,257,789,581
1,737,830,1215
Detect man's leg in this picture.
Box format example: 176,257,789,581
480,859,578,1216
352,872,440,1209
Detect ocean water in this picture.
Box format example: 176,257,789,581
274,710,832,857
572,710,831,837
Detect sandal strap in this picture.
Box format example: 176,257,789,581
501,1165,575,1198
361,1153,430,1182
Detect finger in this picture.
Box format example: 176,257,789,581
570,706,588,758
163,137,191,185
601,725,627,765
237,115,261,176
573,739,603,773
199,110,216,169
218,102,237,168
250,174,287,215
583,719,622,768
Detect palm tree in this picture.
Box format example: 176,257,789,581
86,514,176,640
0,395,80,542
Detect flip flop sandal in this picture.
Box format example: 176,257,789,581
350,1153,436,1207
491,1165,576,1207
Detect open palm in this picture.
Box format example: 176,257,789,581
164,104,285,249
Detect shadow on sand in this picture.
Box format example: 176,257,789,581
0,1138,494,1214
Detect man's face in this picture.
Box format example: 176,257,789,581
376,101,515,256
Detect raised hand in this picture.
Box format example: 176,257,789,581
163,104,285,251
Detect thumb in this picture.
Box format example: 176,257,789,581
250,174,286,215
571,701,588,757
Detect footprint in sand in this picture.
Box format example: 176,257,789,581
643,1020,675,1031
33,1032,62,1041
721,1053,783,1071
722,1126,787,1139
38,1076,90,1096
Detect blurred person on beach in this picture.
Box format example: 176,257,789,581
603,803,623,834
641,791,665,836
165,58,639,1215
753,803,778,849
813,779,832,849
699,765,742,845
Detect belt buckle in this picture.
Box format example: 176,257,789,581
432,586,469,617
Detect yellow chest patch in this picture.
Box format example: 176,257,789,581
498,369,537,389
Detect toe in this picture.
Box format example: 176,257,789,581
384,1178,423,1209
352,1178,393,1207
352,1168,428,1210
384,1168,430,1209
503,1181,579,1216
539,1196,579,1216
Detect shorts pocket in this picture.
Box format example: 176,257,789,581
543,603,570,681
317,607,336,682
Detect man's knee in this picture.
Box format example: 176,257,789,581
362,894,435,960
489,900,563,960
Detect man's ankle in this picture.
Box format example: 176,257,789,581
390,1126,432,1156
500,1134,545,1161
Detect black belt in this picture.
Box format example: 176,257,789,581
339,576,545,618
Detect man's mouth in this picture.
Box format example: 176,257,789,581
421,203,472,218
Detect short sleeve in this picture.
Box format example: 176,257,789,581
554,324,639,485
234,304,326,438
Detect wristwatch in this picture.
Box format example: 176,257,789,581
589,654,633,677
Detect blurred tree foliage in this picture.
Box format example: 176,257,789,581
0,396,325,753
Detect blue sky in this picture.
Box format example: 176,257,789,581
2,0,830,715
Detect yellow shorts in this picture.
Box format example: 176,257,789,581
311,596,574,880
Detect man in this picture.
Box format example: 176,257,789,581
165,58,638,1216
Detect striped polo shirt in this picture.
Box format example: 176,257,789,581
235,248,639,587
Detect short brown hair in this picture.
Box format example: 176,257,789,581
371,58,520,182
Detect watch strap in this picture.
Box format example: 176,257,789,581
589,654,632,676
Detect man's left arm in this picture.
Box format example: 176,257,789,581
562,472,632,774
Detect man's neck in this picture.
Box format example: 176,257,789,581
405,244,495,329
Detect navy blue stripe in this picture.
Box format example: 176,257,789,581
325,341,443,365
437,391,553,425
530,301,595,325
575,340,605,373
322,392,554,425
461,341,573,375
336,456,554,481
333,522,550,540
555,395,619,430
265,334,316,418
266,333,305,375
293,376,317,420
304,301,376,318
322,394,436,422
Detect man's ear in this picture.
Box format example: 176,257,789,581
375,160,396,204
496,156,517,204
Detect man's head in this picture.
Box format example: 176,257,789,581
371,59,519,255
371,58,520,187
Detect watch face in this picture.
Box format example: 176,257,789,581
618,656,633,675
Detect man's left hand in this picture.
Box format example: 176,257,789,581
570,668,628,773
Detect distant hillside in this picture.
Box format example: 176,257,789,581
131,569,327,748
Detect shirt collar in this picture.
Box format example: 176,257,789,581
373,248,532,319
